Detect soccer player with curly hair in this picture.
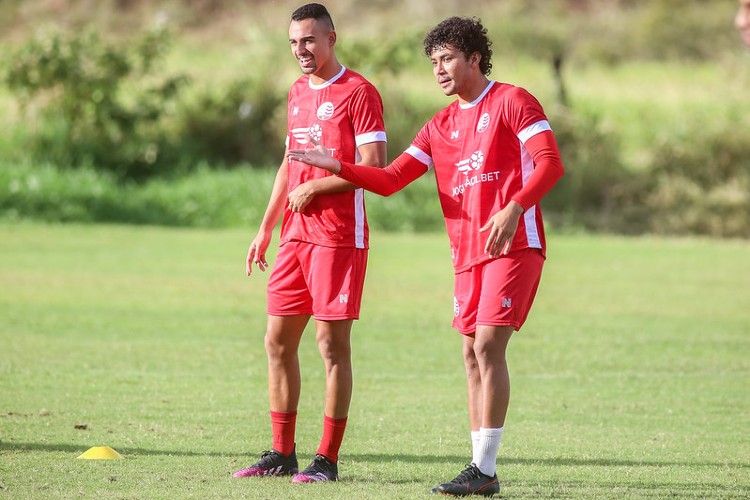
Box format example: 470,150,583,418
288,16,564,496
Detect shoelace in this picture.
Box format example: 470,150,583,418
257,450,281,466
449,464,481,484
301,454,332,474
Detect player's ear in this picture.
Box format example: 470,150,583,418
470,52,481,67
329,30,336,47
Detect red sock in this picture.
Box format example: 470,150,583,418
317,415,348,463
270,410,297,456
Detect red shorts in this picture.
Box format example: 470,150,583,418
452,248,545,335
267,241,368,321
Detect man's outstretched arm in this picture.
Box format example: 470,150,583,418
287,146,428,197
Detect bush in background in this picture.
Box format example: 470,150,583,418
646,115,750,237
4,26,190,181
0,161,276,227
0,161,446,231
176,77,286,169
1,0,747,238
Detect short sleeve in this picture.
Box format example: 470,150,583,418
502,86,549,139
348,83,386,143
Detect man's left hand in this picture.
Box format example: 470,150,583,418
480,201,525,258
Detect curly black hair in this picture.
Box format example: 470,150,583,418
423,17,493,76
291,3,335,31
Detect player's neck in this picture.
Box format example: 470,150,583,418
309,57,343,86
457,76,491,106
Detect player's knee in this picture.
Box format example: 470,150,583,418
316,336,351,364
472,337,507,364
264,333,295,361
462,343,478,365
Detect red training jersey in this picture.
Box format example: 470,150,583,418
282,66,386,249
408,81,552,273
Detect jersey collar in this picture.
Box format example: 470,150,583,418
308,65,347,90
459,80,495,109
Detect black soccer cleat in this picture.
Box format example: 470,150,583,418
292,453,339,483
232,447,299,477
431,463,499,497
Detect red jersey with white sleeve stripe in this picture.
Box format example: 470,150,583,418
409,81,551,272
282,66,386,249
334,80,563,273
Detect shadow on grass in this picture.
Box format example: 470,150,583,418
351,453,750,470
2,442,749,471
0,441,232,457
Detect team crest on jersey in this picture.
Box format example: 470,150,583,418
317,102,335,120
291,123,323,144
477,113,491,133
455,150,484,175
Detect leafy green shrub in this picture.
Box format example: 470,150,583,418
4,26,189,181
481,0,738,66
630,0,738,62
645,116,750,237
646,176,750,238
542,106,641,232
337,30,423,78
176,77,286,168
0,161,272,226
0,161,444,231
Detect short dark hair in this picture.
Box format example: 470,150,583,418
291,3,335,31
423,17,493,76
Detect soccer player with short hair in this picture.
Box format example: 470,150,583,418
233,3,386,484
737,0,750,46
288,16,564,496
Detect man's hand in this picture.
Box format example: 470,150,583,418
479,201,525,258
287,137,341,173
288,182,317,213
246,230,272,276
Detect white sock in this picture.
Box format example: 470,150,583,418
471,430,481,466
475,427,503,477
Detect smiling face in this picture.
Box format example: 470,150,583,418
737,0,750,46
430,44,482,99
289,17,336,79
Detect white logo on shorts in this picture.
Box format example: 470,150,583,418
502,297,512,308
453,296,460,317
339,294,348,304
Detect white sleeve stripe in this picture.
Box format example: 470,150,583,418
406,145,433,169
355,131,387,147
517,120,551,144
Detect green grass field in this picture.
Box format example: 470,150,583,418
1,224,749,498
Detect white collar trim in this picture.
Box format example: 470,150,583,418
459,80,495,109
309,65,347,90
